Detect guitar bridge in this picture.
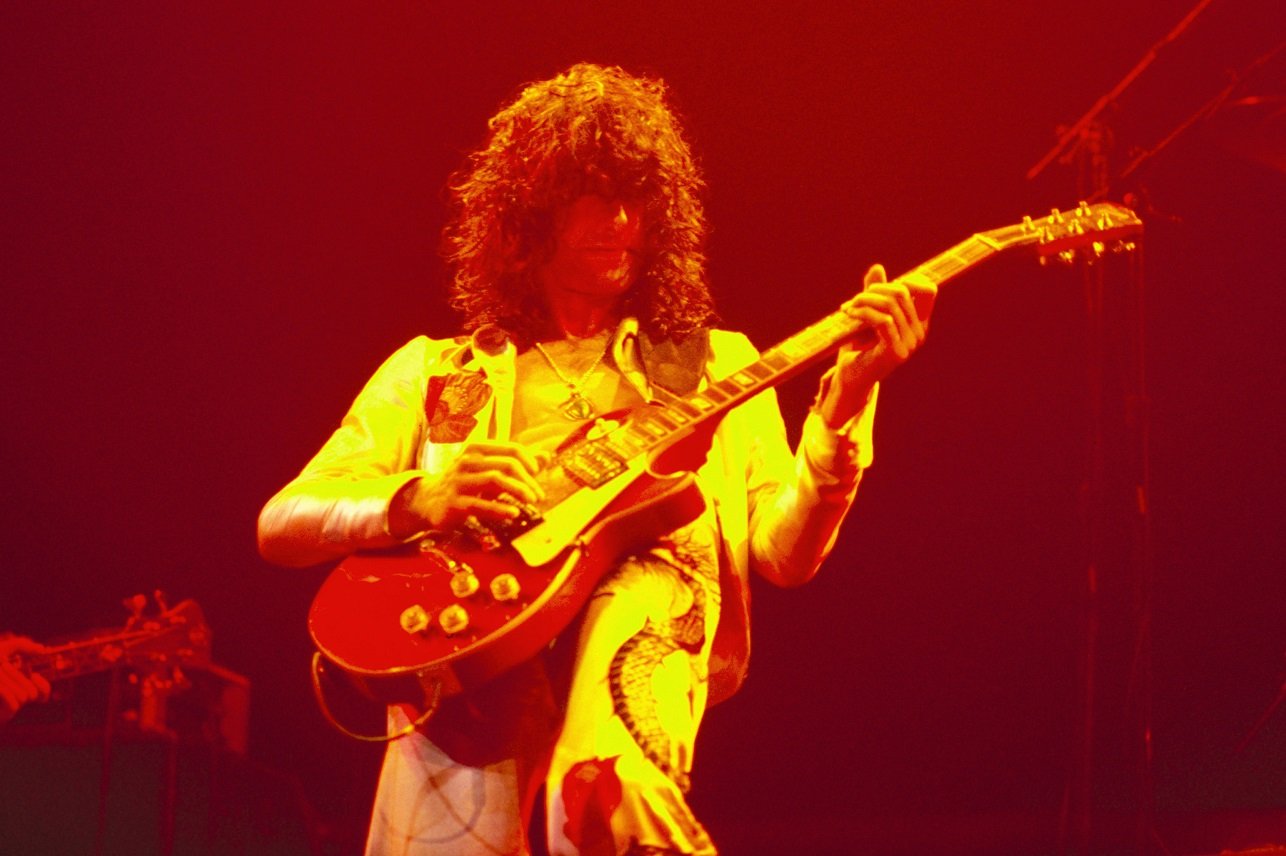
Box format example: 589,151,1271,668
491,499,543,540
460,498,544,549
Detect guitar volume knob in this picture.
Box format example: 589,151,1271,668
489,574,521,602
450,568,480,598
439,604,470,635
399,604,432,636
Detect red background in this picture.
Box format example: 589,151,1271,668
3,2,1283,852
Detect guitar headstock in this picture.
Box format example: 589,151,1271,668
120,595,212,673
979,201,1143,264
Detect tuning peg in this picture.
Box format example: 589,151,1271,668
124,594,147,621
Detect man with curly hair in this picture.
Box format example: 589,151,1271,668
260,63,934,855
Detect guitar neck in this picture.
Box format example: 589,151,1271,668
585,234,999,460
19,632,147,683
1,599,210,692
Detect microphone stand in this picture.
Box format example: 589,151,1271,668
1026,0,1218,183
1026,4,1225,855
1235,663,1286,757
1033,6,1282,855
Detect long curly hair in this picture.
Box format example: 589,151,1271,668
442,63,716,346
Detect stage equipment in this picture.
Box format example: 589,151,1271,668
0,593,270,855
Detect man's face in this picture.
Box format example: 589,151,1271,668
537,194,645,302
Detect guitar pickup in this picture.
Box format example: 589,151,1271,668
561,443,627,488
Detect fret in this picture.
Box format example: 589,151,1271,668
624,427,662,454
716,376,747,396
804,316,848,349
916,238,993,284
775,337,811,361
725,375,751,398
792,332,832,356
744,362,773,381
762,351,791,372
794,327,826,350
917,262,955,283
663,405,691,425
703,386,730,405
630,413,670,438
648,410,681,431
607,430,649,458
669,399,702,420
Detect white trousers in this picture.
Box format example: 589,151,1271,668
364,550,721,856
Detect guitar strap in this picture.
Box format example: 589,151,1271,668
637,328,710,398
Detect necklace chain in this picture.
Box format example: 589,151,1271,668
534,340,608,421
534,341,606,387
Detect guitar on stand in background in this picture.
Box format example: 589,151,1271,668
0,594,304,856
0,592,251,753
1,593,212,735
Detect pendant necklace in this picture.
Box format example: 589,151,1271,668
534,340,607,421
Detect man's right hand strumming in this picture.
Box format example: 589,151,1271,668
388,441,550,537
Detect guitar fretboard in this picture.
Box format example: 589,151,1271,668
9,601,209,683
19,633,141,682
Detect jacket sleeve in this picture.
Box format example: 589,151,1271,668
719,333,877,587
257,338,440,568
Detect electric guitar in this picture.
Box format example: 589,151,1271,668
8,597,210,686
308,202,1144,733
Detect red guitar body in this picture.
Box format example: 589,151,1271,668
308,464,707,707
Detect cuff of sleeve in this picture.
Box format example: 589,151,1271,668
803,382,878,476
383,471,432,542
299,470,428,547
